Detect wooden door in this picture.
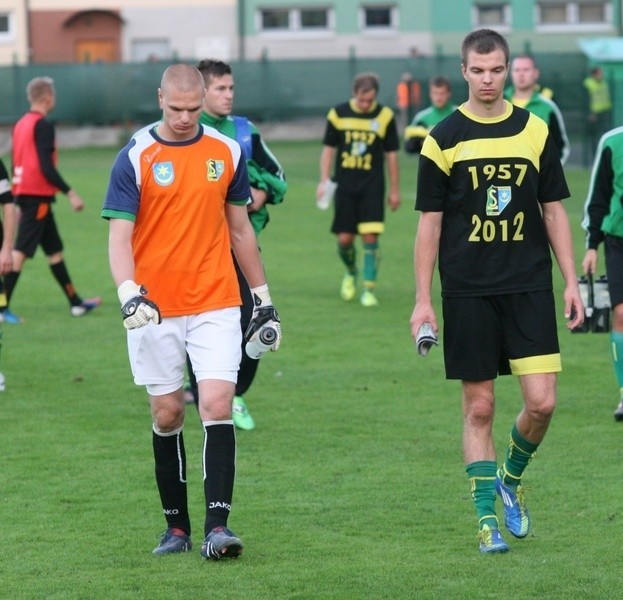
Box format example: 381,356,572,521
75,40,116,63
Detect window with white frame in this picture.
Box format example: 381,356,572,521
258,7,332,32
260,8,289,30
473,3,512,28
361,5,398,30
536,2,611,30
301,9,329,28
0,12,13,40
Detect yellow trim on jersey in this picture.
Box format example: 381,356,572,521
328,106,395,138
349,98,378,114
422,111,549,176
404,124,429,140
358,221,385,235
458,101,513,124
509,353,561,375
511,97,529,109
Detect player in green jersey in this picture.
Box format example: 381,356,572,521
185,59,287,431
505,54,570,165
410,29,584,554
581,125,623,421
404,76,457,155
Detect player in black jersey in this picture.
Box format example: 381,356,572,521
317,72,400,307
410,29,584,554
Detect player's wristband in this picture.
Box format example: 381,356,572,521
250,284,271,306
117,280,143,305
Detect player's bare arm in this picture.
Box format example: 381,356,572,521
317,145,336,201
226,202,266,289
386,151,401,211
108,218,136,286
0,203,17,275
249,187,269,213
410,211,442,339
582,248,598,275
542,201,585,329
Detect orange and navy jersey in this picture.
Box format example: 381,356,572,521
102,124,251,317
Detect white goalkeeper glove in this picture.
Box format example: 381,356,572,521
244,284,282,358
117,280,162,330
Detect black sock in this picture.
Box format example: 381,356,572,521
50,261,81,306
3,271,20,306
203,422,236,535
153,428,191,535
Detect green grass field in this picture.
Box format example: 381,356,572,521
0,143,620,599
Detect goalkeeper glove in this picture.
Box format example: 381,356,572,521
244,284,282,358
117,280,162,330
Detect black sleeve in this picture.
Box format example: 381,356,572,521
537,133,570,203
383,116,400,152
34,119,71,194
404,136,424,154
547,113,565,161
0,158,12,204
585,146,614,249
250,133,281,177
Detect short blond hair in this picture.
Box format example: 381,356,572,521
160,63,204,95
26,76,54,103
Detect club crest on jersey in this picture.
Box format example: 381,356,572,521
153,162,174,186
486,185,512,216
351,141,368,156
207,159,225,181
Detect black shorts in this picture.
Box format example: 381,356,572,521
15,196,64,258
441,291,561,381
331,182,385,235
605,234,623,307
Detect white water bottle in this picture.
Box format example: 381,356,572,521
245,326,278,359
317,179,337,210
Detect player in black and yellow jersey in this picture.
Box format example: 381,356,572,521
410,29,584,554
317,72,400,307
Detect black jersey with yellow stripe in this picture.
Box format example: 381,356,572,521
416,100,569,298
322,99,399,190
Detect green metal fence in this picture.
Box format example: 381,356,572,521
0,52,594,136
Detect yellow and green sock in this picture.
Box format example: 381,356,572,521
466,460,498,530
362,241,379,285
499,424,539,488
338,243,356,275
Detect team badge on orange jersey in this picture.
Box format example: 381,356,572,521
486,185,511,216
207,159,225,181
153,162,174,186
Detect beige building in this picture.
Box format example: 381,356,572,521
0,0,237,65
0,1,28,64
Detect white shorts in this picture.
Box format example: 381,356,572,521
126,307,242,395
